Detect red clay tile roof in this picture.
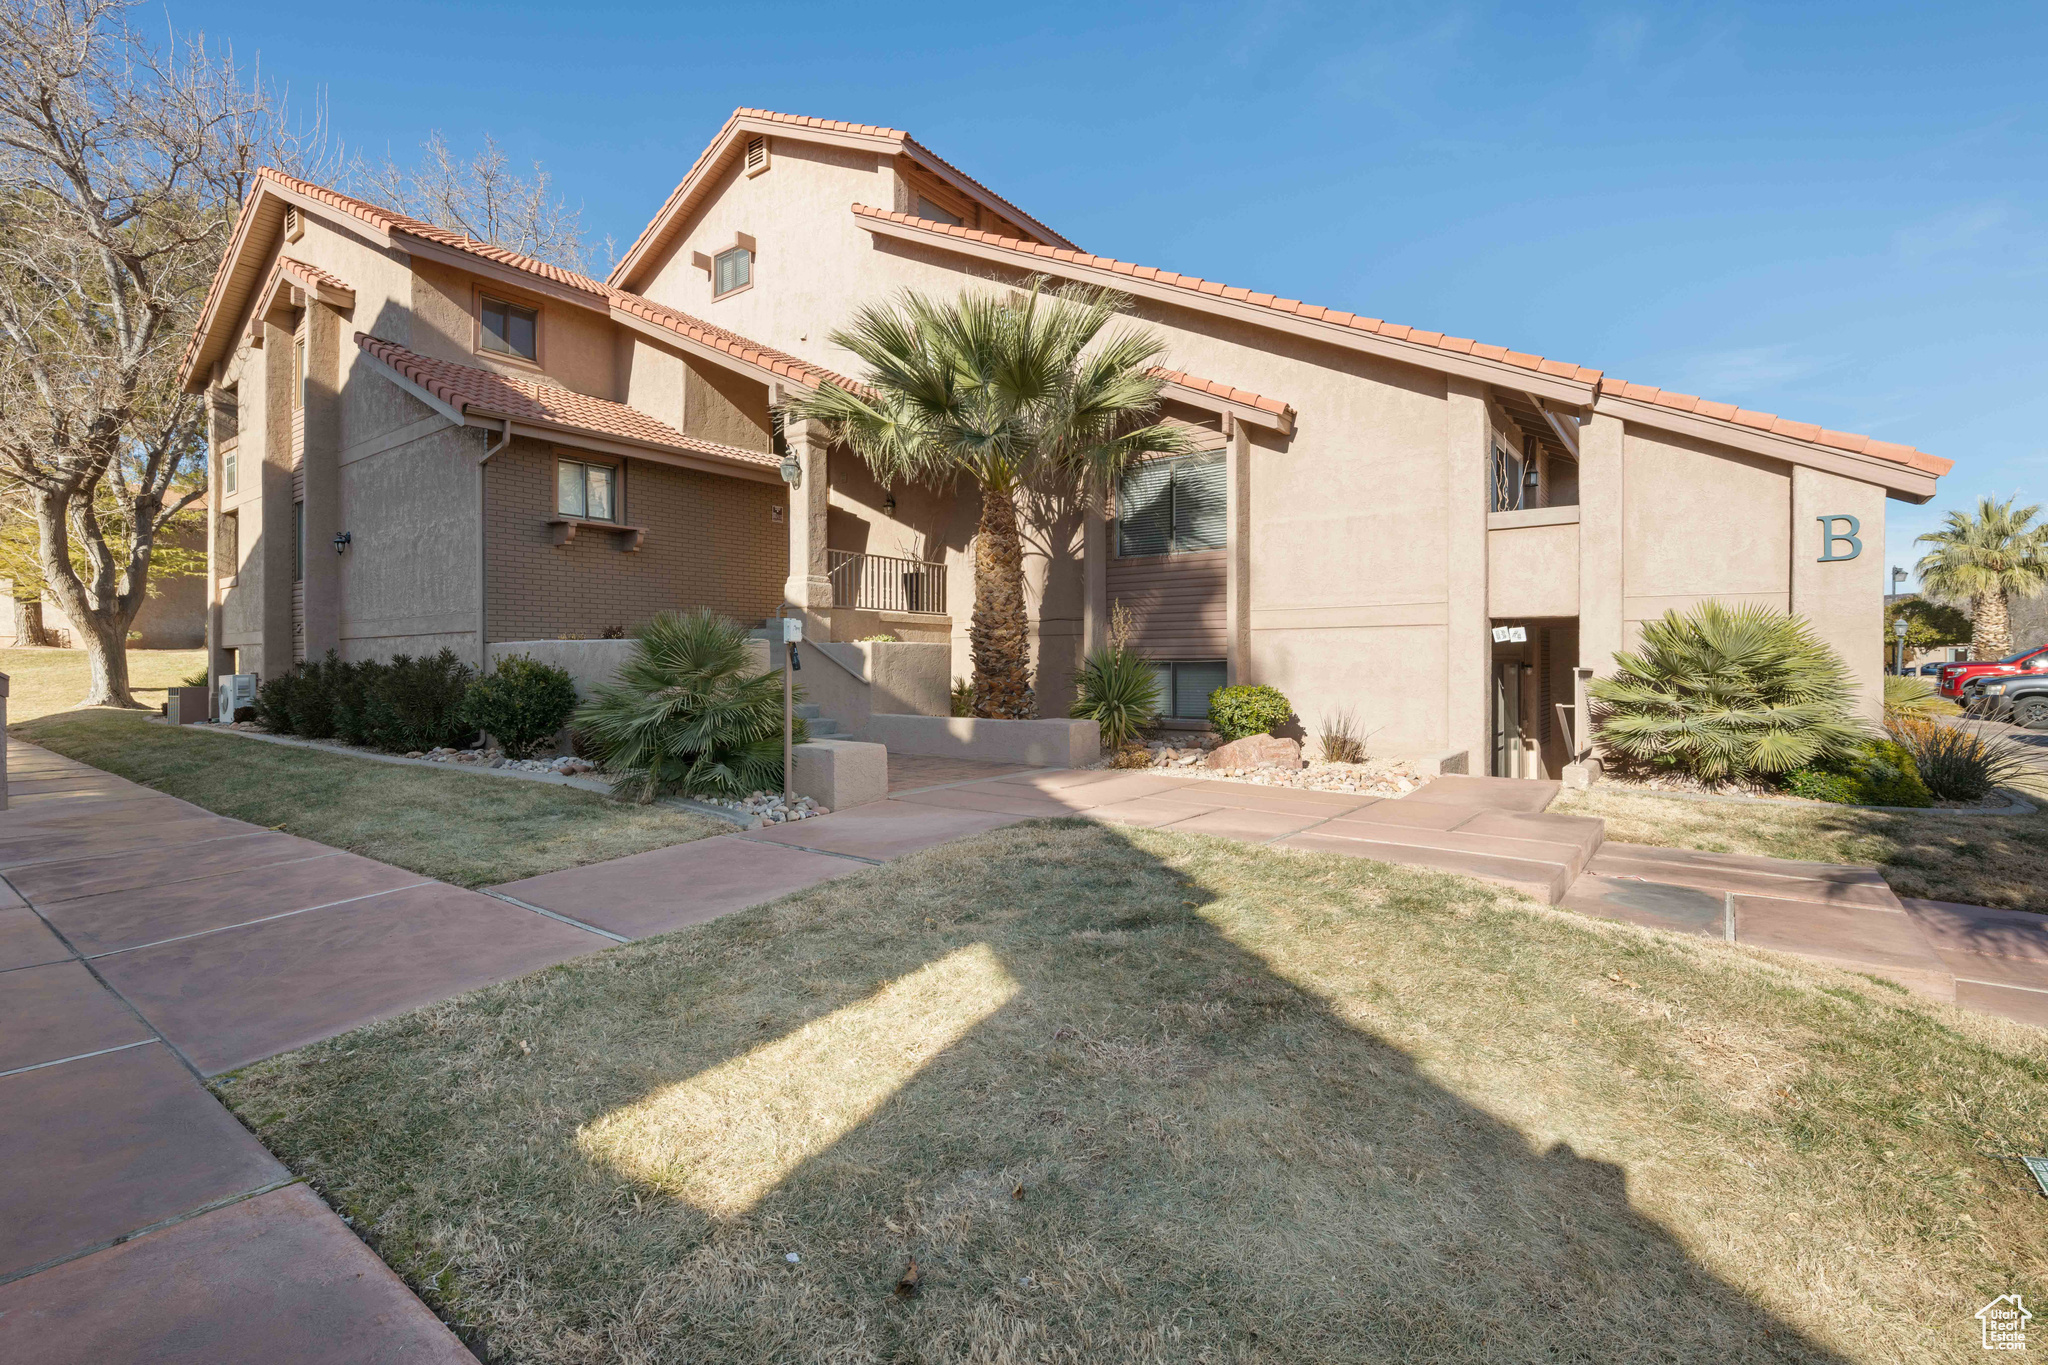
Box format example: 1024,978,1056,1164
259,169,613,294
853,204,1948,478
1152,368,1293,423
1595,380,1952,476
273,256,354,299
608,291,866,395
610,109,1073,289
853,205,1603,387
354,333,777,470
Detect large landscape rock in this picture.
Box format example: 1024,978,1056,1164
1203,734,1303,770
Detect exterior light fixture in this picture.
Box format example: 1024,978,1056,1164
1891,566,1908,592
883,494,897,515
332,531,352,554
1523,467,1539,488
778,453,801,488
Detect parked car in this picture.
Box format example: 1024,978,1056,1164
1976,672,2048,730
1936,644,2048,699
1917,661,1946,676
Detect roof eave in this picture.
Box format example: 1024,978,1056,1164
1591,392,1943,502
465,407,784,484
854,208,1598,408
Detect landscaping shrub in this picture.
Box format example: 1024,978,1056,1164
1589,601,1864,782
1886,714,2036,802
361,650,476,753
575,609,802,802
463,656,579,758
1208,684,1292,741
251,669,300,733
1782,738,1932,807
1883,672,1958,718
950,678,973,718
1069,646,1161,749
1318,708,1367,764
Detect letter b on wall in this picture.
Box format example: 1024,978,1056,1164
1816,514,1861,562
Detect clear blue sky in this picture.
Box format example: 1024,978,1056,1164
181,0,2045,587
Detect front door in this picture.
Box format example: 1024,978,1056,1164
1492,661,1523,778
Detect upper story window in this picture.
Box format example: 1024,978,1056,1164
292,337,305,410
557,458,617,522
1115,453,1226,557
713,246,752,298
222,446,238,496
915,196,964,227
481,296,539,362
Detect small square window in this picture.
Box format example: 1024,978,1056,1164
557,459,617,522
714,246,751,297
481,296,539,361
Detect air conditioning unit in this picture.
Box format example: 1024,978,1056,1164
217,672,258,722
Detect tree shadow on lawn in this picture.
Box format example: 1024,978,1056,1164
240,819,1860,1364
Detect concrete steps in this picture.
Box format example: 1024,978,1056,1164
1271,776,1602,904
793,703,842,738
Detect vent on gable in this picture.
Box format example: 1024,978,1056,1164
283,205,304,243
743,135,770,177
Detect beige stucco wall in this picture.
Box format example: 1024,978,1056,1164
1488,516,1580,620
1621,427,1792,646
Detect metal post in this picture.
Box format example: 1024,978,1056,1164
780,615,803,807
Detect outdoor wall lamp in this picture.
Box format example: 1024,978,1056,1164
332,531,352,554
883,493,897,515
778,453,801,488
1524,467,1540,489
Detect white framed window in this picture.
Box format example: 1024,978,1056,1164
713,245,752,297
556,458,617,522
1146,659,1227,721
1115,453,1226,557
222,446,238,495
481,296,539,361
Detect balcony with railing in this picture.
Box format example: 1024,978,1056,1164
827,549,947,616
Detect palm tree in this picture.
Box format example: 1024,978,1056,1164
1914,496,2048,658
785,279,1195,719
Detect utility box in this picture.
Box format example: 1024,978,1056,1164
166,686,213,725
216,672,258,722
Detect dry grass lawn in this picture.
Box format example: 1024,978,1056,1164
0,644,204,721
12,710,726,886
229,820,2048,1363
1557,785,2048,912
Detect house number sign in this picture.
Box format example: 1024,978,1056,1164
1816,514,1862,562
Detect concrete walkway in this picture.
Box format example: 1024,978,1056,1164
8,738,2046,1361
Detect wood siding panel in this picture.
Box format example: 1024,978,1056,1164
1106,550,1226,658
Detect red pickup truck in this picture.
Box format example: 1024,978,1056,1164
1936,644,2048,699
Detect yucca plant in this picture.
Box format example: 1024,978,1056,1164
1885,714,2036,802
1069,646,1161,749
1590,601,1865,782
575,610,801,803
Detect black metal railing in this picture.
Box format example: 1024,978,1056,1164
827,549,947,614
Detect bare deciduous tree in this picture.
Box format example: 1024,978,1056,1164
0,0,315,705
350,130,591,272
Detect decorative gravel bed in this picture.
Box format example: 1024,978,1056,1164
1096,736,1427,798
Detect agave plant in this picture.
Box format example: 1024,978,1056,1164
575,609,801,803
1590,601,1866,782
1069,646,1161,749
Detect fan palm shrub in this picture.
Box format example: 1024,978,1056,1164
1914,496,2048,658
785,279,1196,719
574,609,800,803
1589,601,1865,782
1069,646,1161,749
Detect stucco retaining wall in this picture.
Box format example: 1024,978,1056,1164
854,714,1100,768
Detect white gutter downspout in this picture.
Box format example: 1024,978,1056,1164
476,416,512,669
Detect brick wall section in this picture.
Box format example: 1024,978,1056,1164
485,436,786,641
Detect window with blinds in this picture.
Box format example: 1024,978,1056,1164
1115,453,1226,557
1146,659,1228,720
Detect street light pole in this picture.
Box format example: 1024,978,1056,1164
1890,567,1909,674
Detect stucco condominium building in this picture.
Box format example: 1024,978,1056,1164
181,109,1952,780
